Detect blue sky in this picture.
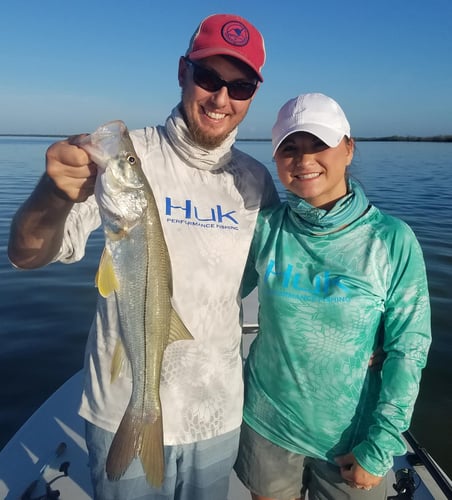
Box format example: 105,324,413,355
1,0,451,138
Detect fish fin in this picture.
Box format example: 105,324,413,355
106,409,141,481
95,248,119,297
168,308,194,344
110,339,126,383
106,408,164,488
140,413,165,487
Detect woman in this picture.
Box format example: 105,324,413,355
235,93,431,500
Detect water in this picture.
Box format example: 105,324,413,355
0,137,451,478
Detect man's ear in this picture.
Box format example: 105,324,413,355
178,56,188,87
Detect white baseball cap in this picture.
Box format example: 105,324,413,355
271,93,351,156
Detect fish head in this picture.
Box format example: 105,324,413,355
76,121,148,231
77,120,143,191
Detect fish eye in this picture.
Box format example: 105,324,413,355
126,154,136,164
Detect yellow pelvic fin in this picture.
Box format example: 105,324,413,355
168,308,194,344
110,339,126,383
95,247,119,297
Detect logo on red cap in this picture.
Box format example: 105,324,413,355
221,21,249,47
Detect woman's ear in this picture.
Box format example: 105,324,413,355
346,138,355,165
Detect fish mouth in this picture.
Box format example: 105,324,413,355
79,121,128,166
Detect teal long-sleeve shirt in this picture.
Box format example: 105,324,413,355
242,202,431,477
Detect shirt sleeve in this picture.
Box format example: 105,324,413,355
241,171,279,299
261,171,280,209
352,223,432,476
241,232,259,299
52,195,101,264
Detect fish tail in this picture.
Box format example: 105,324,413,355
106,409,141,481
106,408,165,488
140,413,164,487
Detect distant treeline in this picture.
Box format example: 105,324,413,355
237,135,452,142
355,135,452,142
0,134,68,138
2,134,452,142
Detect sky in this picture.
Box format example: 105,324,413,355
1,0,451,138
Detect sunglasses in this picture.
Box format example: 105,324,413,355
185,58,258,101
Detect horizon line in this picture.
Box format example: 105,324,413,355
1,133,452,143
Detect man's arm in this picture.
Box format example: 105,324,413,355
8,138,97,269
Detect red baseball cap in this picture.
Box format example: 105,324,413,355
185,14,265,81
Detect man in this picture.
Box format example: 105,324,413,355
8,13,278,500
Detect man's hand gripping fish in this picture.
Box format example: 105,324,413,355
76,120,193,487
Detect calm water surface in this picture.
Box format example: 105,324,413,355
0,137,451,476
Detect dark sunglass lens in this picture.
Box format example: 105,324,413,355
193,65,222,92
229,82,257,100
189,59,257,100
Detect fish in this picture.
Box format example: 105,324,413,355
75,120,193,487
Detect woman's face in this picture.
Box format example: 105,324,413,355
275,132,354,209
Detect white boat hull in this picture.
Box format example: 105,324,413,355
1,292,451,500
1,369,452,499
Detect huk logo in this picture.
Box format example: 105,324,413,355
264,259,350,297
165,197,239,230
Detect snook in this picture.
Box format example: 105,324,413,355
76,120,193,487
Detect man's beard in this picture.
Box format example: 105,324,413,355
180,94,231,150
188,122,230,150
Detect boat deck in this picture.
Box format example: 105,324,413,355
0,293,450,499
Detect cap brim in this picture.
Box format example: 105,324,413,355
188,48,263,82
272,124,346,156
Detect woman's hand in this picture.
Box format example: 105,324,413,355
335,452,384,491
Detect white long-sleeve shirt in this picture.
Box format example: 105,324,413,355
55,110,278,445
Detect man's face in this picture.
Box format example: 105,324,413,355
178,55,258,149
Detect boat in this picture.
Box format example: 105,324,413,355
1,294,451,499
